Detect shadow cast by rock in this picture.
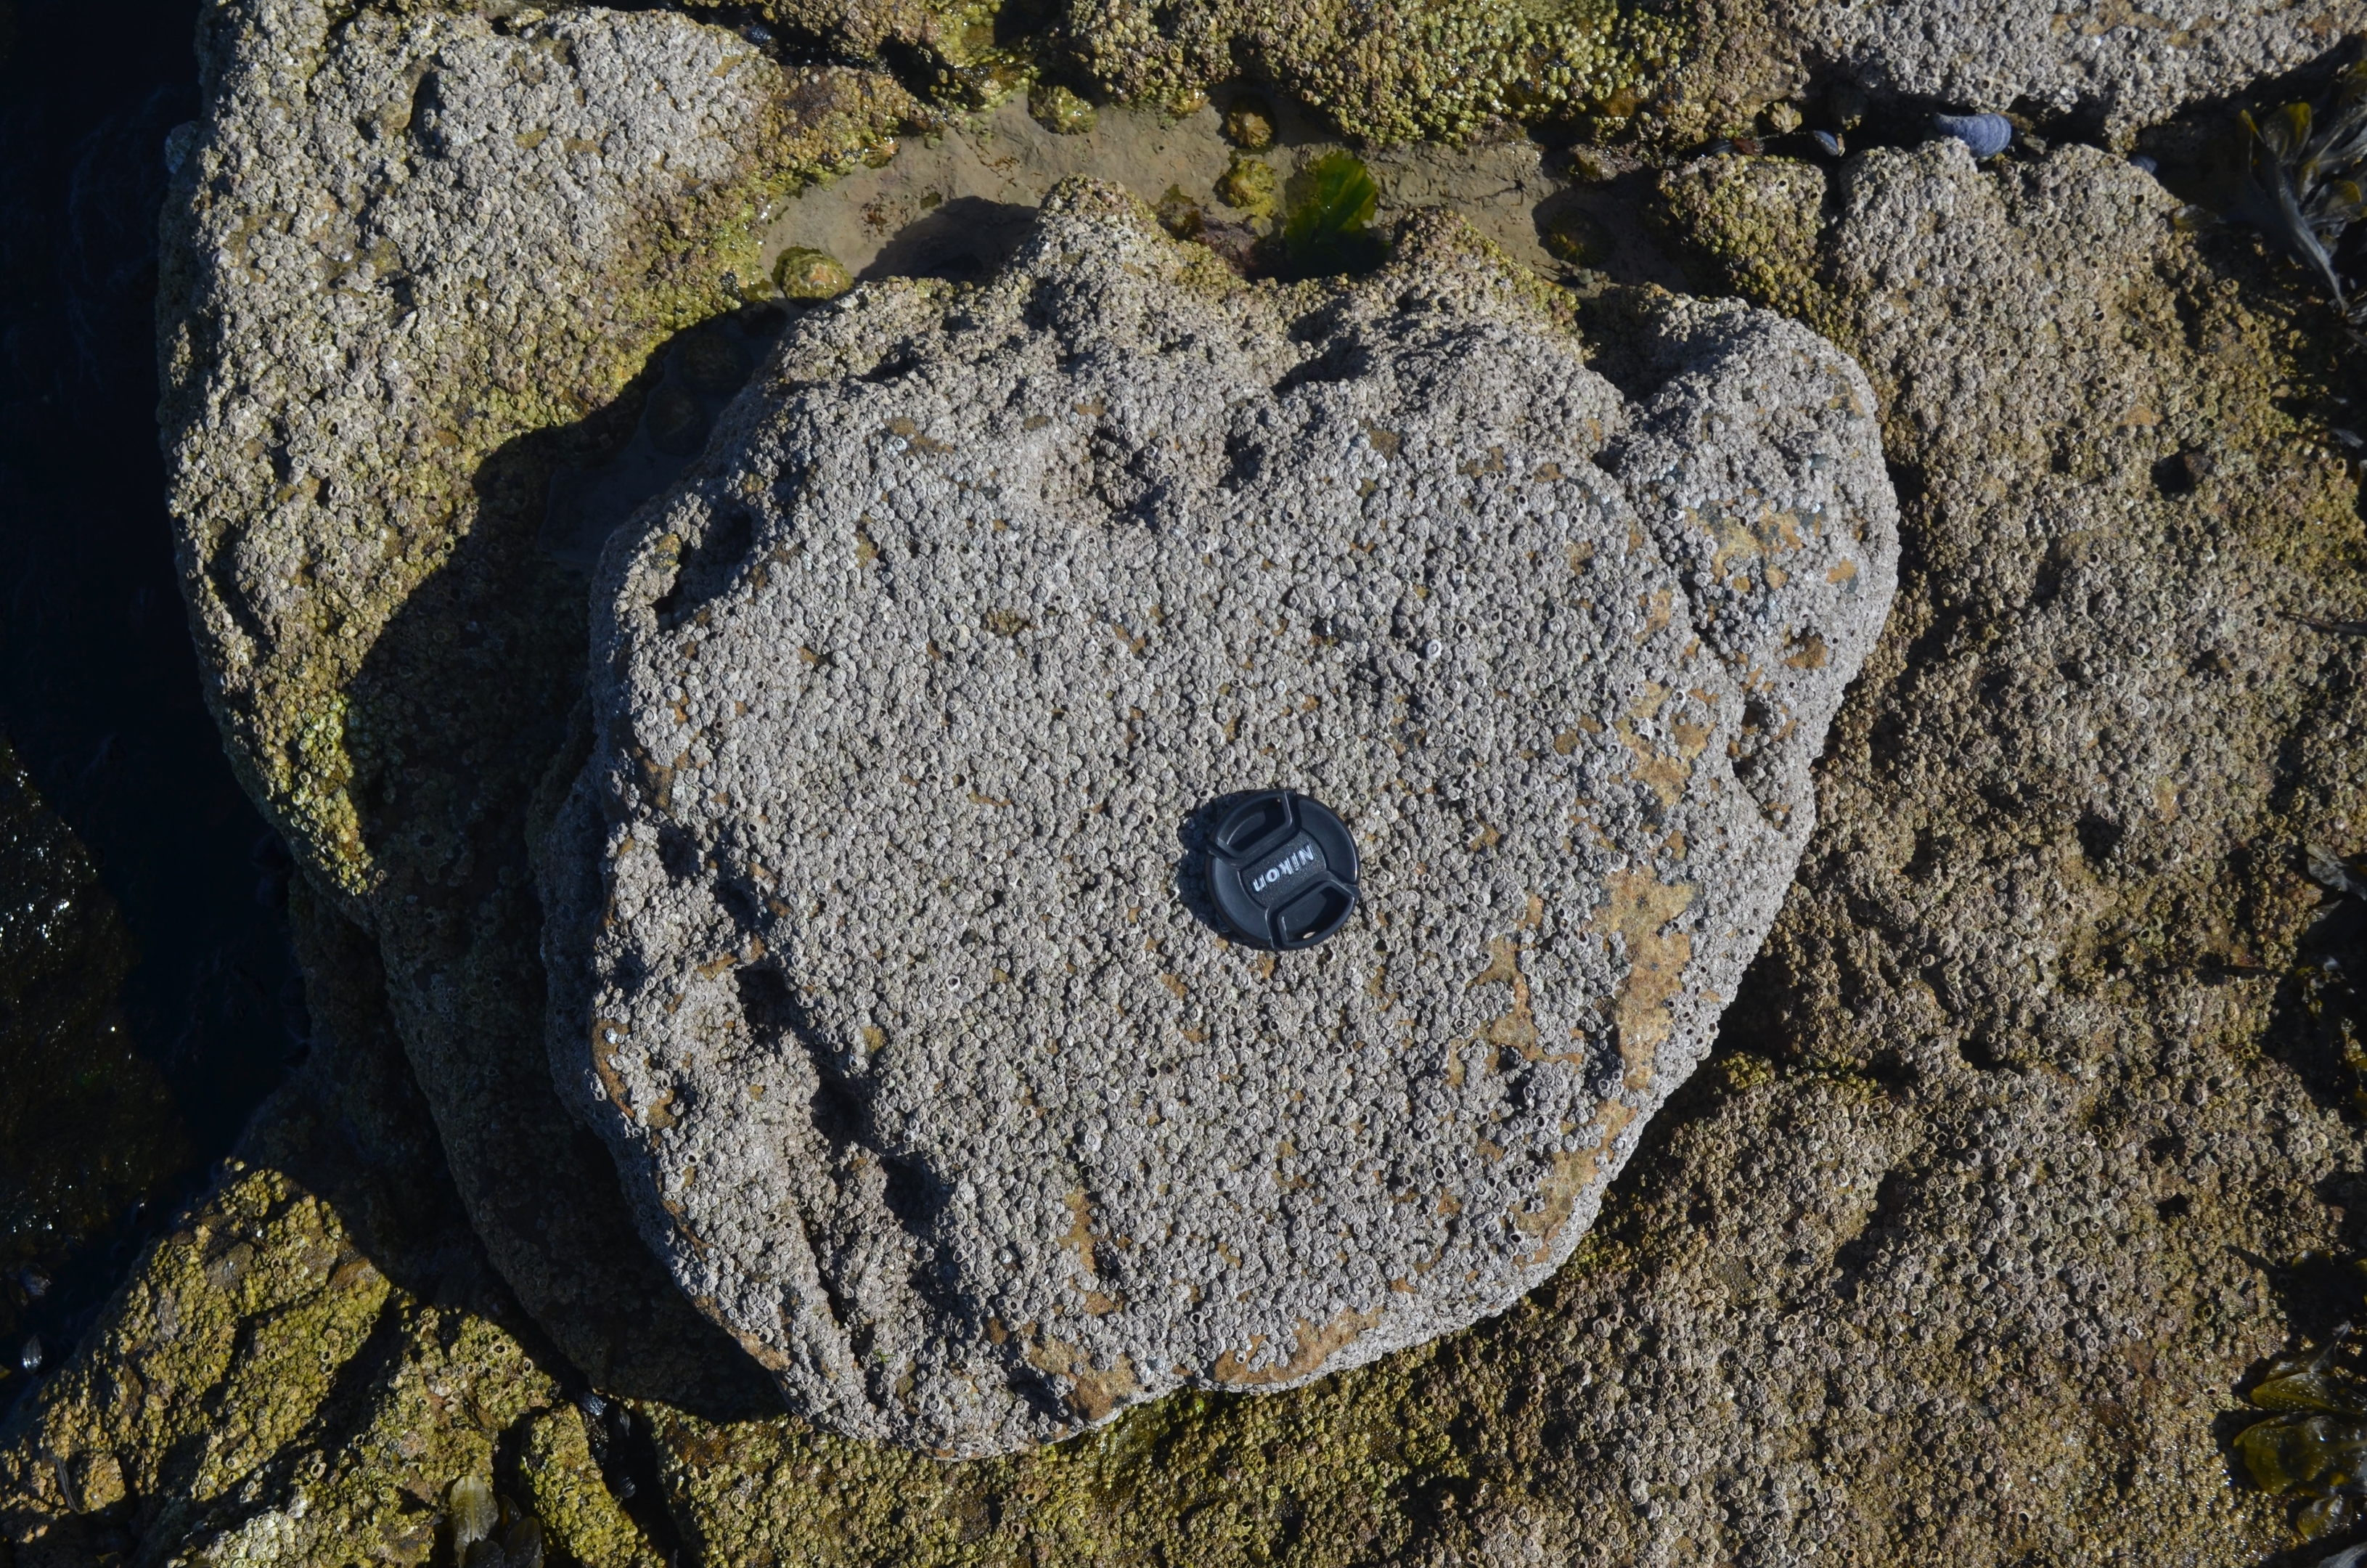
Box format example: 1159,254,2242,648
334,312,786,1420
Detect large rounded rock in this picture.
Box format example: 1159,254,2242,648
544,181,1898,1453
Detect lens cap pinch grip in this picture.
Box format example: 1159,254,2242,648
1203,791,1361,951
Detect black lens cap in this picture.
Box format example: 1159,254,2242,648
1203,791,1360,951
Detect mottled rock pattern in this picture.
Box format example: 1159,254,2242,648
159,0,911,1402
9,132,2367,1561
546,182,1897,1452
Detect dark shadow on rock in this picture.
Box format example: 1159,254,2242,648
541,303,790,572
860,194,1038,283
334,314,782,1421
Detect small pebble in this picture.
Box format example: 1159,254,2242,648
1932,112,2013,160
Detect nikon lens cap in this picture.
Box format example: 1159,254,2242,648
1204,791,1360,951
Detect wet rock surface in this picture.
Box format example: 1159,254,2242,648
545,182,1897,1452
0,736,185,1407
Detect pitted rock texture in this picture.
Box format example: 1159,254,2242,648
1804,0,2367,141
160,0,909,1402
545,182,1898,1453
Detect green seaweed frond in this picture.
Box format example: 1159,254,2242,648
1281,152,1384,278
2234,1290,2367,1545
2225,59,2367,317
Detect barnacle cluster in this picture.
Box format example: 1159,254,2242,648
2225,60,2367,322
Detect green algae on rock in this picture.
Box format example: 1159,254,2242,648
2233,1296,2367,1544
1059,0,1684,146
1278,147,1382,273
0,875,663,1566
1028,81,1097,135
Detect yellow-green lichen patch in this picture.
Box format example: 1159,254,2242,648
1651,152,1832,330
518,1408,664,1568
645,1334,1481,1566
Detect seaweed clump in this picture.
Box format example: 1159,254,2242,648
2236,1294,2367,1545
2223,60,2367,322
1280,151,1383,277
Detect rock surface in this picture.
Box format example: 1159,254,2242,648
1060,0,2367,145
9,0,2360,1558
157,0,912,1405
546,181,1897,1451
0,735,184,1396
1805,0,2367,140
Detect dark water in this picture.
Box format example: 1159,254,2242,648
0,0,305,1402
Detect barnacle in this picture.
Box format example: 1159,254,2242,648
2225,60,2367,312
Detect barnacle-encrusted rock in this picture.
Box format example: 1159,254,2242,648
1050,0,2367,147
159,0,912,1403
543,179,1898,1453
1810,0,2367,142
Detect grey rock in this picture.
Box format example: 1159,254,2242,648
1808,0,2367,142
545,180,1899,1453
158,0,910,1405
